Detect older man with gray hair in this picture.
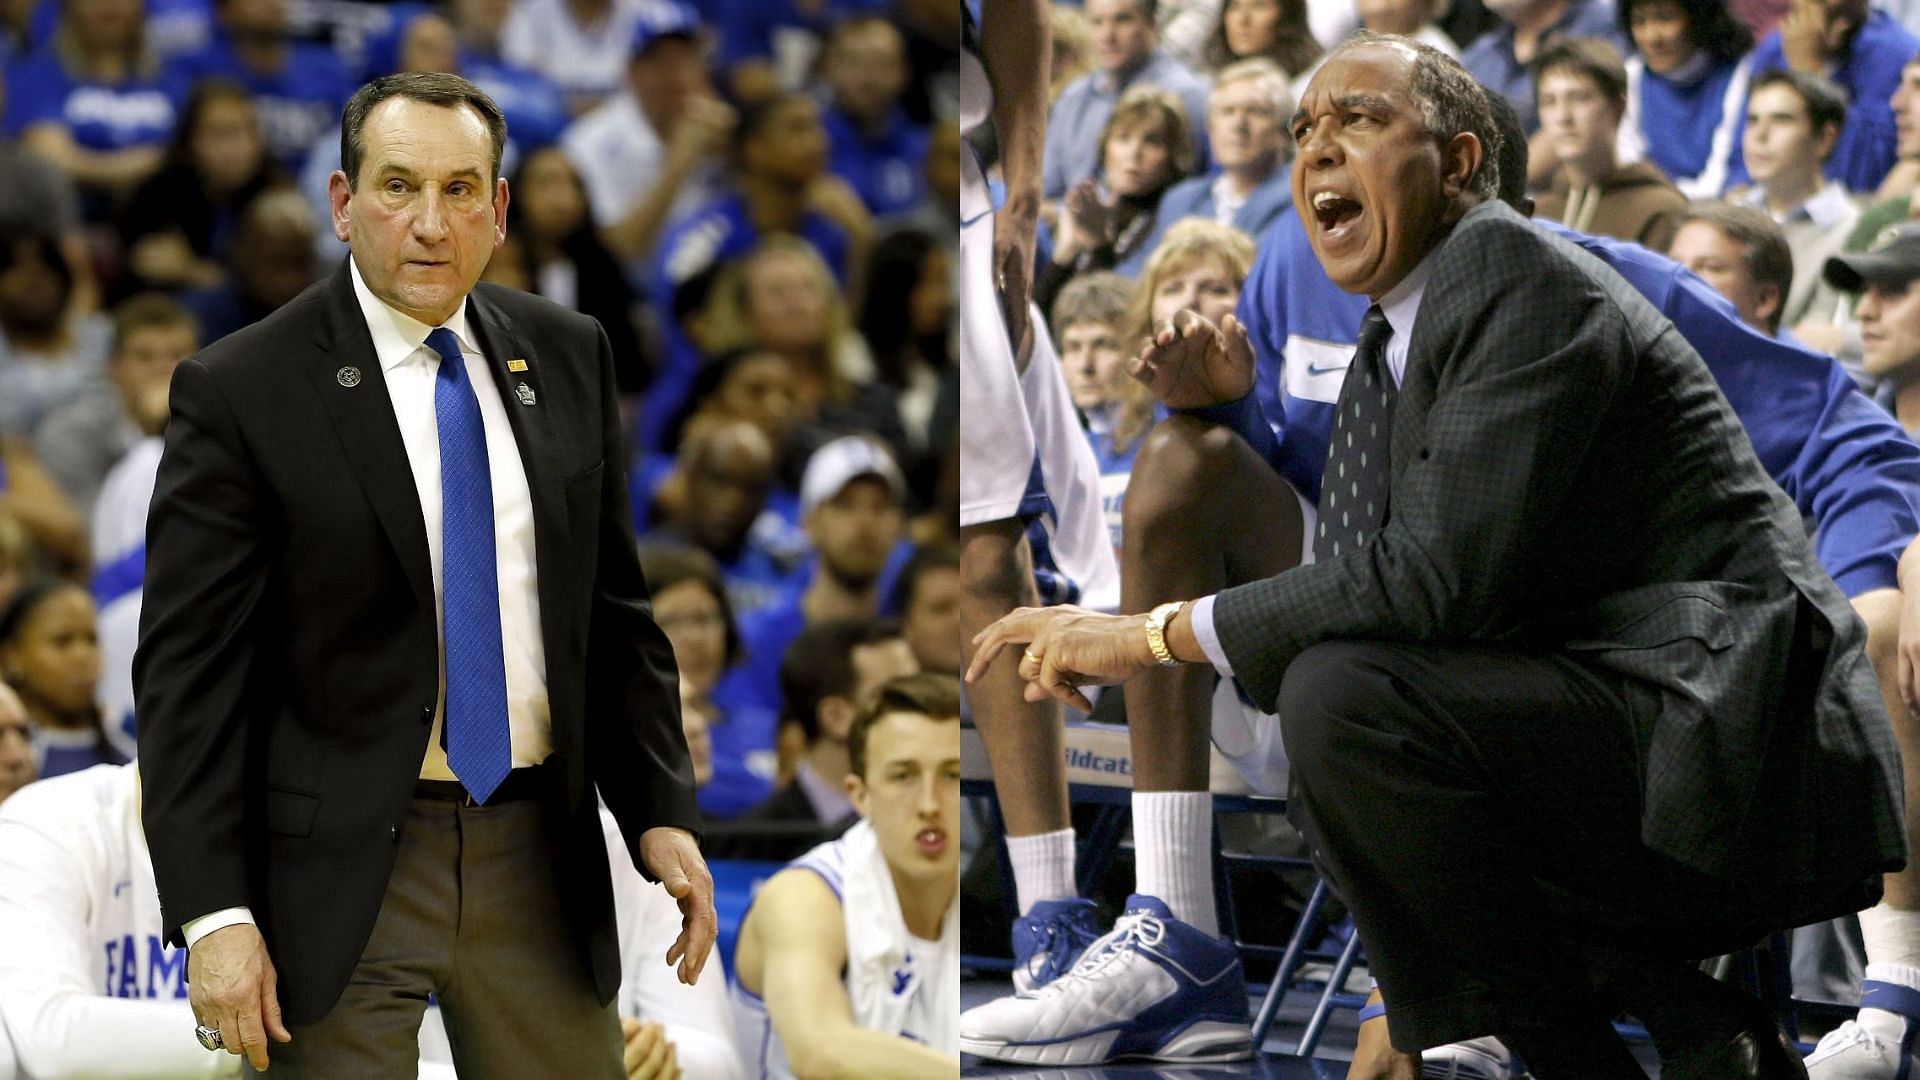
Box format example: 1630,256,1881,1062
1142,58,1295,253
967,32,1900,1075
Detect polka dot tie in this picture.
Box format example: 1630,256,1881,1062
1314,306,1395,563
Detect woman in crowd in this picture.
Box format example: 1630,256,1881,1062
0,229,112,443
6,0,176,216
497,146,649,391
0,578,120,777
1118,221,1254,553
1619,0,1754,197
1204,0,1323,82
638,544,780,822
117,79,275,296
1041,86,1195,310
704,236,904,462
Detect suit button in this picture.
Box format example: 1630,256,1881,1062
391,824,400,843
419,705,433,725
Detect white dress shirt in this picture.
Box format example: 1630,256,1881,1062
1190,251,1435,676
183,258,551,947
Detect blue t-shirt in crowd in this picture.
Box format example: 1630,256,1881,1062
697,698,781,820
466,54,569,152
710,539,916,716
26,0,210,58
165,36,351,171
4,51,178,152
718,0,890,67
1082,405,1164,557
823,105,928,217
1735,8,1920,192
1228,211,1920,596
642,192,853,452
1632,54,1748,196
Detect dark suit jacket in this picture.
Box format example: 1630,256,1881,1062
1213,200,1905,924
133,261,700,1025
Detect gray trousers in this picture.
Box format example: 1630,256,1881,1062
249,793,623,1079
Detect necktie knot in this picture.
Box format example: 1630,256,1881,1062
1357,306,1391,355
427,328,464,381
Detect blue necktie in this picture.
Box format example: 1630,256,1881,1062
428,327,511,804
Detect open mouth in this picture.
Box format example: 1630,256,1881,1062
1312,191,1363,243
916,828,948,855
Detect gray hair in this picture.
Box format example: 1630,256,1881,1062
1328,31,1502,202
340,72,508,190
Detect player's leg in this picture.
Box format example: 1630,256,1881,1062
1121,415,1301,936
961,517,1092,981
959,208,1112,989
959,417,1300,1068
1810,587,1920,1078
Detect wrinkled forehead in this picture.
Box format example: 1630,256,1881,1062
362,98,494,173
1291,44,1421,128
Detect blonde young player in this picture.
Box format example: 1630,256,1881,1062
729,673,959,1079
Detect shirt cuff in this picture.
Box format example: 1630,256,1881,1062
182,907,255,948
1189,594,1235,677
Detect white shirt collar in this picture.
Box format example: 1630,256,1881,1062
1211,172,1250,224
348,256,480,373
1377,246,1437,343
1740,180,1855,229
1802,181,1856,230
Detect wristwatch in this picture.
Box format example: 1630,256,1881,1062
1144,600,1187,667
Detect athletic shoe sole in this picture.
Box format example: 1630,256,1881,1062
960,1019,1254,1065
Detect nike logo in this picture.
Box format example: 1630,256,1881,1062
1305,363,1348,376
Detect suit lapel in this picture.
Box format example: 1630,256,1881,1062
308,263,434,606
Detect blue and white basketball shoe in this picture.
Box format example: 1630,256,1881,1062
1012,897,1102,994
961,894,1254,1065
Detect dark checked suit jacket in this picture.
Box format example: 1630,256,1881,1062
1213,200,1905,920
133,260,700,1025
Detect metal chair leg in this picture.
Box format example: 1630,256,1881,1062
1252,876,1332,1048
1295,925,1365,1057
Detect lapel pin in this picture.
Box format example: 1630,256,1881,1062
506,358,528,372
336,366,362,388
515,382,536,406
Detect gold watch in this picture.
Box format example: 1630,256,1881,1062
1144,600,1187,667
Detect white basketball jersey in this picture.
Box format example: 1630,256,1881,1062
730,820,957,1078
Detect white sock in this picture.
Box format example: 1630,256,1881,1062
1006,828,1077,913
1133,791,1219,936
1862,905,1920,969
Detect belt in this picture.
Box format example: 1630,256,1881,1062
414,765,550,806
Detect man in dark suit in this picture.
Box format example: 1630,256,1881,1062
134,72,714,1077
968,34,1905,1075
